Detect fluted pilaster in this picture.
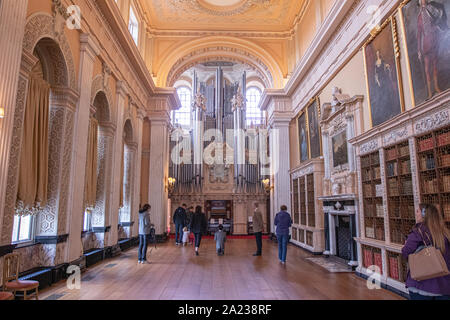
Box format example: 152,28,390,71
0,0,28,244
66,34,100,262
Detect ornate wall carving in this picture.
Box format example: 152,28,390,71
414,108,450,135
2,13,77,247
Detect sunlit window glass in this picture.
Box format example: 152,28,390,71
246,87,262,126
174,87,192,127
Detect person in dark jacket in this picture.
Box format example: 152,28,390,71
402,203,450,300
274,205,292,264
190,206,208,256
173,204,187,246
252,202,264,256
186,206,194,231
138,204,152,264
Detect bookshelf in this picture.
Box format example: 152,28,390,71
290,160,325,253
416,126,450,229
362,245,383,274
292,179,299,225
385,141,415,245
361,151,385,241
387,251,408,283
307,174,316,227
300,177,307,225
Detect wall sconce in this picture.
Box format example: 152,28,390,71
0,107,4,119
262,178,273,194
167,177,176,194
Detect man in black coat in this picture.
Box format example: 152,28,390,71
173,204,187,246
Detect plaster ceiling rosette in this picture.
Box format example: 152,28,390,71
143,0,305,32
194,0,271,16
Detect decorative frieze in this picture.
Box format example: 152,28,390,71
359,140,379,155
383,126,409,146
414,109,450,135
292,165,313,180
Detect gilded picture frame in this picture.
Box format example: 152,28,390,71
297,111,309,163
363,16,405,128
398,0,450,107
307,97,322,159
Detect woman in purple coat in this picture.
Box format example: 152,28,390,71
402,204,450,300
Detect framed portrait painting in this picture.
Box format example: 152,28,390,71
307,98,322,159
364,18,404,127
400,0,450,106
298,112,309,163
332,131,348,168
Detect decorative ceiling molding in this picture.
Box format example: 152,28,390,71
174,0,272,17
157,36,283,88
142,0,304,32
169,54,270,88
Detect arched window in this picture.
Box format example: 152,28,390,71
246,87,262,126
174,87,192,127
128,6,139,46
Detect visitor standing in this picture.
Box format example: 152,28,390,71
138,204,152,264
274,205,292,265
186,206,194,231
214,224,227,256
402,203,450,300
173,204,187,246
252,203,264,256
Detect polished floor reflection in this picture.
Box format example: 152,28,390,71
40,239,403,300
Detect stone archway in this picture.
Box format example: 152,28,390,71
157,36,283,88
89,87,115,249
2,13,78,269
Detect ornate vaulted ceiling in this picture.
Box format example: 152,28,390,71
142,0,305,32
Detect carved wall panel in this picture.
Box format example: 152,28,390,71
2,12,77,248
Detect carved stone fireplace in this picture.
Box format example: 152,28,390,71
319,88,364,267
319,195,358,266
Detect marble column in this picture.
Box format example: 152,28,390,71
0,0,28,244
269,117,291,233
148,110,170,235
131,109,145,237
66,34,100,262
107,81,127,247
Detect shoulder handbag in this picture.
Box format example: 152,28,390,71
409,228,450,281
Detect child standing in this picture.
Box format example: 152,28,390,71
214,225,227,256
182,227,190,246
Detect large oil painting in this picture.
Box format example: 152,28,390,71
401,0,450,105
298,113,309,163
307,99,321,159
332,131,348,168
364,20,403,127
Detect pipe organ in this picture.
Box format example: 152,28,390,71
169,66,269,235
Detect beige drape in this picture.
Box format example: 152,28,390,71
17,75,50,212
119,142,124,208
84,118,98,209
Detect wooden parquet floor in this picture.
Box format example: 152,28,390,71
39,239,403,300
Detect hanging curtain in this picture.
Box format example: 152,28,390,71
119,142,125,209
84,118,99,209
16,75,50,215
